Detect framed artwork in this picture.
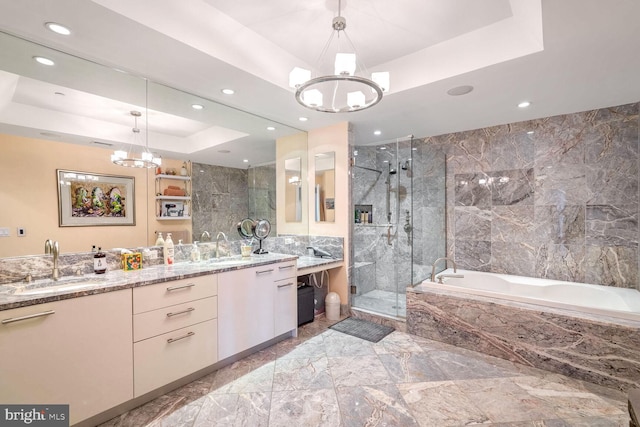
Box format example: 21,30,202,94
57,169,135,227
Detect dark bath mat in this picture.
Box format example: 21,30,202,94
329,317,394,343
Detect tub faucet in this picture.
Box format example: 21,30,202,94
45,239,60,281
215,231,228,258
431,257,456,282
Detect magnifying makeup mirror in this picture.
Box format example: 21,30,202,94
253,219,271,254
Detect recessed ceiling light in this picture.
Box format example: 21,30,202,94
45,22,71,36
267,126,276,131
299,117,308,122
527,131,534,135
374,130,381,136
33,56,55,66
380,147,387,150
221,89,235,95
243,159,249,163
447,85,474,96
191,104,204,110
518,101,531,108
412,147,417,151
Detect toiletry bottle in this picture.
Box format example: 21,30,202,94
191,242,201,262
94,247,107,274
163,233,174,265
180,162,188,176
155,232,164,246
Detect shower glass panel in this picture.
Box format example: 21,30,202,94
351,137,414,318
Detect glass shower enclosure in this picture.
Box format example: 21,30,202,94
351,137,413,318
350,136,446,319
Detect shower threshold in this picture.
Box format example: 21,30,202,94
352,290,406,319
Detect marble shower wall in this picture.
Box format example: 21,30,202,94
248,163,277,236
439,103,640,288
191,163,249,241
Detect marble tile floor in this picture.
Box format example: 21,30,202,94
100,315,629,427
352,289,407,318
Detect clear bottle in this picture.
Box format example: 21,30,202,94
94,247,107,274
155,232,164,246
191,242,201,263
180,162,188,176
163,233,174,265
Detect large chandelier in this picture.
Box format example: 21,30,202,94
111,110,161,168
289,0,389,113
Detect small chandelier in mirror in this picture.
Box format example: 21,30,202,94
289,0,389,113
111,110,161,168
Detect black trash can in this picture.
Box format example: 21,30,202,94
297,285,315,326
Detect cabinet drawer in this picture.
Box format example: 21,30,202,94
273,260,297,281
252,261,297,283
133,296,217,342
134,318,217,397
133,274,217,314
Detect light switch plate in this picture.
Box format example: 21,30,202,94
0,227,9,237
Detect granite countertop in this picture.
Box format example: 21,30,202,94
0,253,344,312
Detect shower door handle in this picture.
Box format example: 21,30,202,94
387,225,393,246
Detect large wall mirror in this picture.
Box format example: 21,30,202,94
314,152,335,222
0,30,306,258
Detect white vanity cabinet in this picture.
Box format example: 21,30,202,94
0,289,133,425
132,274,218,397
218,260,297,360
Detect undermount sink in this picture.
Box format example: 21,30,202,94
13,277,108,296
208,257,253,267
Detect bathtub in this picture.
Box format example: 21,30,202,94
406,269,640,391
414,268,640,322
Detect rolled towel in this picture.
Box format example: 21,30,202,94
167,185,182,190
163,188,186,196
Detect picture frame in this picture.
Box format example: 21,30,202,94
57,169,135,227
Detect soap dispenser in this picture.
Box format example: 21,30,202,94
155,232,164,246
163,233,174,265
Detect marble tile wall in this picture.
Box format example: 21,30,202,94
191,162,249,242
438,103,639,288
248,164,277,236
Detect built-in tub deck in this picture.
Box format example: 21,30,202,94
407,269,640,392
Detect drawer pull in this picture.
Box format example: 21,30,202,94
277,282,294,288
166,283,195,292
255,268,274,275
279,265,295,270
2,310,55,325
167,331,195,344
166,307,195,318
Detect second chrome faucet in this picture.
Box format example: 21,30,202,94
45,239,60,281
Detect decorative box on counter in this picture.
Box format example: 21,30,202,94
122,252,142,271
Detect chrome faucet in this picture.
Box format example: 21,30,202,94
215,231,228,258
200,230,211,242
431,257,456,282
45,239,60,281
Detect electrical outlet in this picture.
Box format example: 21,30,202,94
0,227,9,237
17,227,26,237
284,238,293,245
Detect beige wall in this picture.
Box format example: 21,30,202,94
0,134,191,257
308,122,350,304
